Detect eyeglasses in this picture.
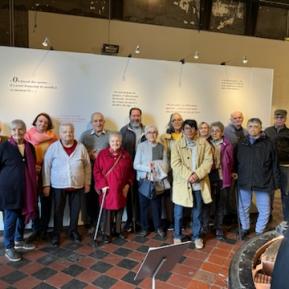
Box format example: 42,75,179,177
275,116,285,119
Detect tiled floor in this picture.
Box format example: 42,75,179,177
0,192,283,289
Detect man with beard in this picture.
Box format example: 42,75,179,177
120,108,146,232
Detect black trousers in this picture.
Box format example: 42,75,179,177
101,208,123,237
84,182,99,227
52,188,82,235
203,181,228,230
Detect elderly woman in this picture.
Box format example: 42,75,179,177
198,122,210,139
42,123,91,247
0,120,37,262
203,121,234,239
171,119,213,249
94,132,134,243
25,113,58,241
134,124,169,238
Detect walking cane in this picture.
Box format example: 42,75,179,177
234,180,243,241
93,189,107,241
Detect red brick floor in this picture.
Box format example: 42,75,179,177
0,192,283,289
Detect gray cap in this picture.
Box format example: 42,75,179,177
274,109,287,117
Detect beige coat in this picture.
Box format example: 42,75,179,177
171,136,213,207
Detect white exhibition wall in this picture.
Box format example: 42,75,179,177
0,46,273,137
0,46,273,229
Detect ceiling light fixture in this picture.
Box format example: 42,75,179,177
242,56,248,64
193,50,199,60
135,45,140,55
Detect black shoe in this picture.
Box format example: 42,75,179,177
39,231,48,241
156,229,166,239
69,231,81,243
138,230,149,237
216,229,224,240
240,229,249,240
117,232,127,240
27,231,40,243
51,235,60,247
103,235,112,244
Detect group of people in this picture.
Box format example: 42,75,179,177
0,107,288,262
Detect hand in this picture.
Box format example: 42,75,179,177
232,173,238,180
36,165,42,174
89,150,98,161
188,173,199,183
122,184,130,198
149,161,155,171
43,186,50,197
102,187,109,194
84,184,90,193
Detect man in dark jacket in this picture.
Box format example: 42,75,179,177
265,109,289,221
120,107,145,231
236,118,280,237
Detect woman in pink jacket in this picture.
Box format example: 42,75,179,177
94,132,134,243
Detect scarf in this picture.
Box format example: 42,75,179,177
9,137,37,224
25,127,57,165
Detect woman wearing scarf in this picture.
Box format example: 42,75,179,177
0,119,37,262
94,132,134,243
25,113,57,241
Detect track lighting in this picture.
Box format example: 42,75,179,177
135,45,140,55
242,56,248,64
193,51,199,60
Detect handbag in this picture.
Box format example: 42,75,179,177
138,178,156,200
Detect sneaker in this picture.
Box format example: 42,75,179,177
5,248,22,262
14,241,35,251
194,238,204,249
173,238,182,245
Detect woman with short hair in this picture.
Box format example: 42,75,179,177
42,123,91,247
94,132,134,243
134,124,169,238
0,119,37,262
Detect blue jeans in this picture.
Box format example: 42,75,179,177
174,190,202,240
280,166,289,222
238,189,270,233
3,209,25,249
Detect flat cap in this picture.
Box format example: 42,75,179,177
274,109,287,117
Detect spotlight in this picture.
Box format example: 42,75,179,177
242,56,248,64
193,51,199,60
42,37,49,47
180,58,185,65
135,45,140,55
42,37,54,50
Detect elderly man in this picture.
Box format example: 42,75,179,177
224,111,247,147
120,107,146,232
236,118,280,238
265,109,289,221
43,123,91,246
80,112,109,231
